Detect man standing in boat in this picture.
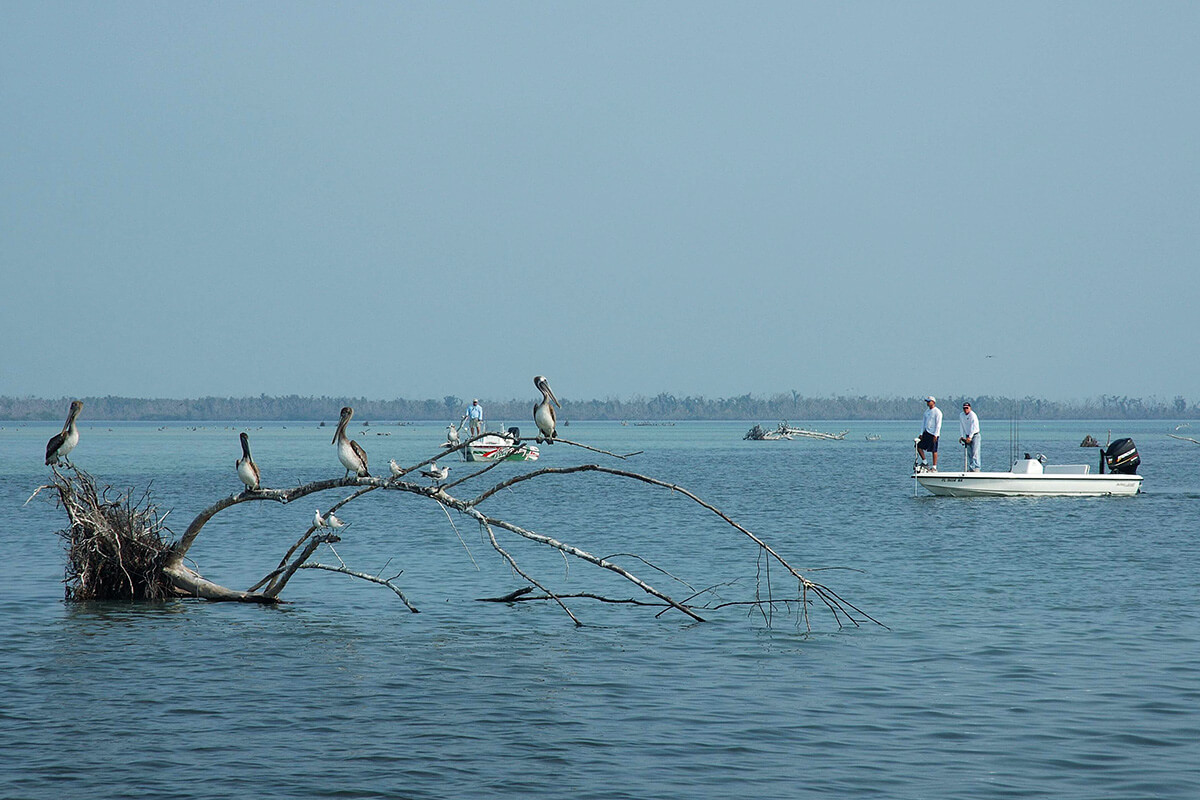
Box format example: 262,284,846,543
959,401,981,472
918,396,942,470
468,399,485,437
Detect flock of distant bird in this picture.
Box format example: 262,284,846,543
44,376,564,530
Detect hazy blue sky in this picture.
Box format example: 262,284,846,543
3,3,1197,404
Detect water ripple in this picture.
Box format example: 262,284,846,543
4,421,1200,798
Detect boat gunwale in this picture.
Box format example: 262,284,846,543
912,471,1143,481
913,469,1142,497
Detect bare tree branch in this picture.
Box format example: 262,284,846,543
262,534,328,599
552,437,643,459
477,586,536,602
478,590,677,608
477,518,582,626
460,505,706,623
299,563,418,611
601,553,696,592
170,476,380,567
257,484,379,590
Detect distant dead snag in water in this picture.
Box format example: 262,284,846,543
33,435,880,630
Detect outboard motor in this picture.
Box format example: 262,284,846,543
1102,438,1140,474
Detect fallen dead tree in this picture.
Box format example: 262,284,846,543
35,433,880,630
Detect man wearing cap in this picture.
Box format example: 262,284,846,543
468,399,485,437
918,396,942,470
959,401,981,471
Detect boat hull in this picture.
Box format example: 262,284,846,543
914,471,1142,497
461,435,540,462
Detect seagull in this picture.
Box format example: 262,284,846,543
327,512,347,529
333,406,370,478
420,462,450,486
314,509,327,528
533,375,561,444
45,400,83,467
236,431,260,491
389,458,405,478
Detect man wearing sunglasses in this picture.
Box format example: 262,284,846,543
959,402,981,472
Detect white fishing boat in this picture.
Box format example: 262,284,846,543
445,427,540,462
913,438,1143,497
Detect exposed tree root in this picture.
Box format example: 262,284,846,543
32,467,174,602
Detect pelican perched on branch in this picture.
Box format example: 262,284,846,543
236,432,260,491
333,406,370,477
45,400,83,467
533,375,560,444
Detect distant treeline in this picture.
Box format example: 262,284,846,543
3,393,1198,422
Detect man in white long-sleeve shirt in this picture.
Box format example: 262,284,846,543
918,396,942,469
959,401,981,471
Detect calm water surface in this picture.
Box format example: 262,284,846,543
2,419,1198,799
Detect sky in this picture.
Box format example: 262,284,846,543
2,3,1197,404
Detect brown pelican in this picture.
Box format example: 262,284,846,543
333,406,370,477
420,462,450,486
533,376,560,444
236,432,261,491
45,400,83,467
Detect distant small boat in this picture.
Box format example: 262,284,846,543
449,427,540,462
865,434,881,442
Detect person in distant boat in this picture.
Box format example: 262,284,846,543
467,399,485,437
959,401,981,472
918,396,942,470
